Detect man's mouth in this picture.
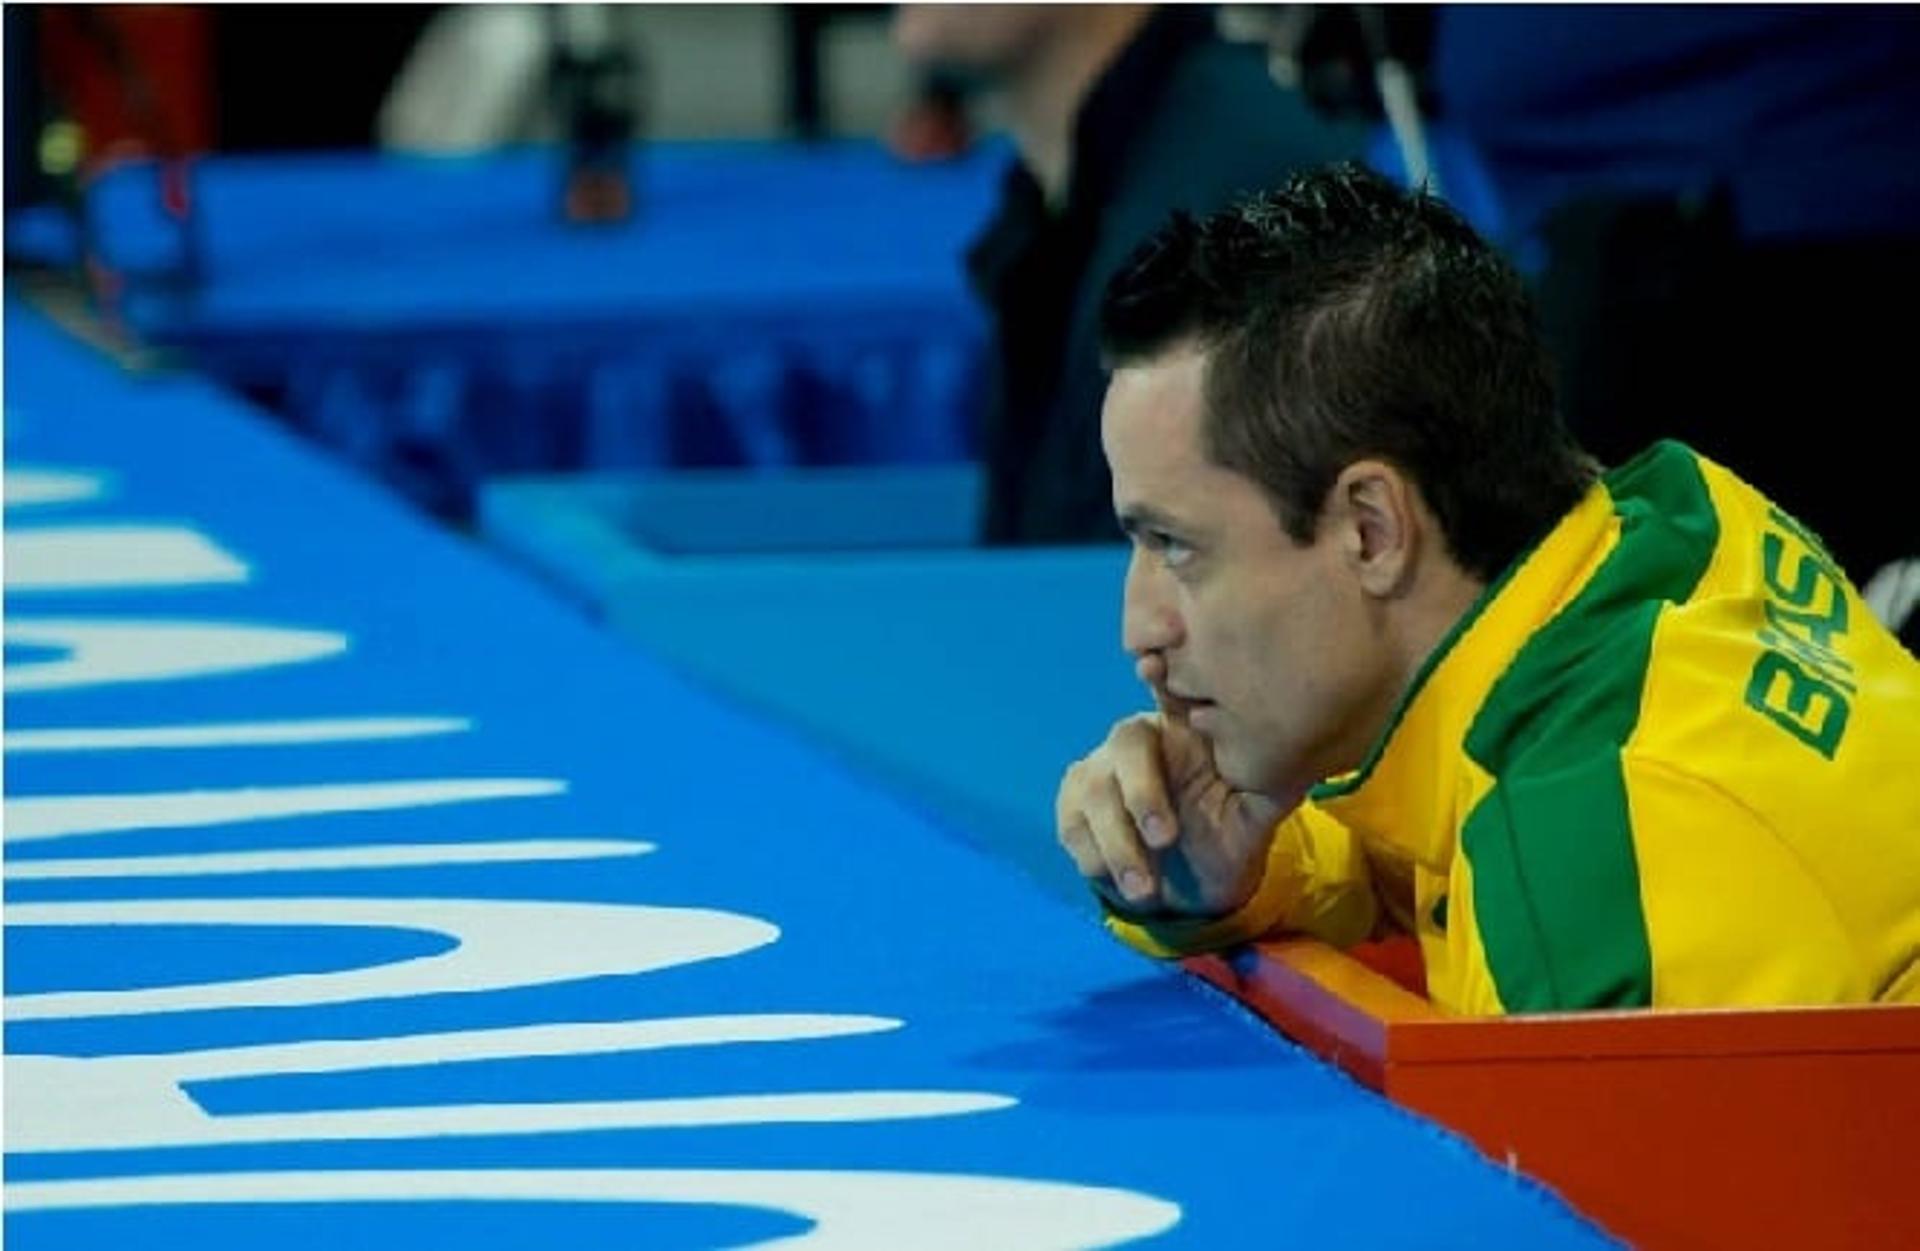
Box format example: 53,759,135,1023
1162,688,1215,718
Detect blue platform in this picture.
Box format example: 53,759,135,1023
3,301,1612,1248
6,142,1008,515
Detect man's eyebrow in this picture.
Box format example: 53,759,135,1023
1115,504,1190,538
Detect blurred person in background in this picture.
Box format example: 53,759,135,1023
1441,5,1920,596
893,4,1366,546
1250,5,1920,611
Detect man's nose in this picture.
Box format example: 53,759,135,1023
1122,546,1183,659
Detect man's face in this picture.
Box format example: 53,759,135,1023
1103,346,1393,798
891,5,1059,81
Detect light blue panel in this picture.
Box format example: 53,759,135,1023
605,546,1138,898
482,465,1137,896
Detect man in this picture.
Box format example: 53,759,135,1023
893,4,1362,544
1056,165,1920,1015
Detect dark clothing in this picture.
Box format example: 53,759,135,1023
1433,5,1920,580
212,6,444,151
1434,6,1920,247
968,7,1364,545
1531,197,1920,582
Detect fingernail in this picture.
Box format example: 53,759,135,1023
1120,869,1149,900
1142,813,1167,847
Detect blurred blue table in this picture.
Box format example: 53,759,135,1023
7,141,1006,515
3,301,1610,1248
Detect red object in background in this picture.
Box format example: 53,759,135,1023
564,168,634,226
40,5,213,166
887,88,973,164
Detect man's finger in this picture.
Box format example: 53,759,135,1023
1055,760,1108,880
1109,719,1177,850
1083,774,1157,905
1057,816,1106,880
1145,680,1212,751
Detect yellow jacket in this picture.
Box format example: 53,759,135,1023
1112,442,1920,1014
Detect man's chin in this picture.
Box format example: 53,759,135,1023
1210,741,1260,791
1214,742,1304,802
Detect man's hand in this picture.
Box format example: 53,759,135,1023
1054,698,1298,919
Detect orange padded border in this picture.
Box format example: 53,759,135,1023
1186,939,1920,1249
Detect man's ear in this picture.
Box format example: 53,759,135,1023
1328,459,1420,598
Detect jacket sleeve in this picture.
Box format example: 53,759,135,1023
1103,801,1378,958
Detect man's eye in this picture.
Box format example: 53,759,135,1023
1156,533,1195,568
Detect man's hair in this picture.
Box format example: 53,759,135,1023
1099,162,1594,582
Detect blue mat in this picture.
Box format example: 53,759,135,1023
3,301,1612,1248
